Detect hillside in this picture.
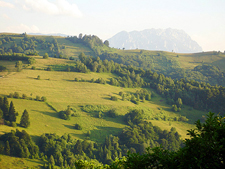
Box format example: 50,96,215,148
0,54,208,167
0,33,224,168
1,33,225,86
108,28,202,53
0,57,198,139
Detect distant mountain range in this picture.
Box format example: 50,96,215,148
108,28,202,53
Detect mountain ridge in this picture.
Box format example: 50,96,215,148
108,28,202,53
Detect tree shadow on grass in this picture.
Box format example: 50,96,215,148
101,96,112,100
26,76,37,80
25,158,44,166
32,109,59,119
63,124,74,130
62,79,75,82
88,126,123,143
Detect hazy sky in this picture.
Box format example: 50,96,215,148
0,0,224,51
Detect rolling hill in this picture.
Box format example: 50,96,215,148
0,32,224,168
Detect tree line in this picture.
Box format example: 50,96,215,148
73,52,225,116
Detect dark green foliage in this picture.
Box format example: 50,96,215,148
0,129,39,158
172,104,178,112
5,141,10,156
49,155,55,169
118,112,225,169
0,65,7,72
177,112,225,168
20,109,30,128
124,109,144,125
9,101,17,122
15,61,23,71
41,96,47,102
43,53,49,59
107,109,119,118
0,109,3,120
111,96,118,101
36,95,40,101
74,123,82,130
59,106,71,120
13,92,20,98
22,94,27,99
37,75,40,80
121,109,182,153
2,96,9,121
104,40,109,47
46,66,52,71
176,98,182,108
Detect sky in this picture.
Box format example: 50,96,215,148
0,0,224,51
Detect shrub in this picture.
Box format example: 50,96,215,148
74,123,82,130
46,66,52,71
13,92,20,98
22,94,27,99
4,120,10,126
11,122,17,127
111,96,118,101
9,93,13,98
41,96,47,102
107,109,119,118
37,75,40,80
43,53,49,59
86,130,91,136
36,96,40,101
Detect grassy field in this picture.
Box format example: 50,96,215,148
0,154,45,169
0,57,208,144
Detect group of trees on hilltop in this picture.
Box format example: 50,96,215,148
74,53,225,116
99,51,225,87
0,96,30,128
67,34,109,55
0,34,65,58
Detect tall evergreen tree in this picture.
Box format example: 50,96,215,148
2,97,9,121
49,155,55,169
9,101,17,122
0,109,3,120
20,109,30,128
5,141,10,155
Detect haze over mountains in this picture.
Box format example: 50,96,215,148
108,28,202,53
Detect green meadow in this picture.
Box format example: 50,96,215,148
0,56,208,144
0,154,45,169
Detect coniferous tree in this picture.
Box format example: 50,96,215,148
0,109,3,120
2,97,9,121
5,141,10,155
74,140,82,154
20,109,30,128
49,155,55,169
9,101,17,122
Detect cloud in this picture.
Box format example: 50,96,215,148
22,0,82,18
7,24,40,33
0,1,15,8
2,13,10,19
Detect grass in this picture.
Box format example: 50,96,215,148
0,57,207,144
149,120,194,139
0,154,45,169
